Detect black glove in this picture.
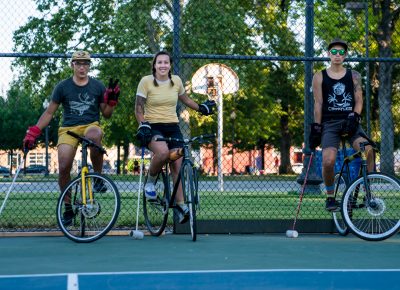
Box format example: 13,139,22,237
104,78,120,107
198,100,216,116
309,123,322,150
343,112,361,137
136,122,152,147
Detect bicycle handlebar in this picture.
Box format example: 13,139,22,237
66,131,107,154
155,133,216,144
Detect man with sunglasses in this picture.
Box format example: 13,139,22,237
23,50,121,225
309,39,374,211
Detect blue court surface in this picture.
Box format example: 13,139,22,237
1,269,400,290
0,234,399,289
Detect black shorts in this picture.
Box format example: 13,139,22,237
321,119,366,149
150,123,183,150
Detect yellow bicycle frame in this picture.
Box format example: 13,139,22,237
80,166,94,206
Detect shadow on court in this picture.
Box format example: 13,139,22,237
0,233,399,275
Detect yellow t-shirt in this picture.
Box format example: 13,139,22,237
136,75,185,123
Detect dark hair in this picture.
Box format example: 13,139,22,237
152,51,174,87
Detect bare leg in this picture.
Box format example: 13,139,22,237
352,137,375,172
148,138,169,177
322,147,337,196
170,157,183,203
58,144,77,204
85,127,103,173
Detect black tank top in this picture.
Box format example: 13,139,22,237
321,68,355,122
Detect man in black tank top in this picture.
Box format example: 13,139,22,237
309,39,375,211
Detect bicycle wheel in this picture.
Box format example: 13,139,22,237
332,173,350,236
182,163,197,241
192,166,200,211
56,173,120,243
342,173,400,241
143,170,169,236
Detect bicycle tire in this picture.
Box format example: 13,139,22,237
56,173,120,243
182,163,197,241
332,173,350,236
193,165,200,211
143,170,169,236
342,173,400,241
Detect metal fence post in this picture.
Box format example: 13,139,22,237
172,0,181,76
297,0,322,190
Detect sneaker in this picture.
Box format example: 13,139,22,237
62,208,75,226
93,179,107,193
176,204,189,224
325,197,339,211
144,183,157,200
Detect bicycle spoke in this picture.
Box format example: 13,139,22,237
143,171,169,236
56,173,120,243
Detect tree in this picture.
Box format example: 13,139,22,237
0,85,41,171
372,1,400,175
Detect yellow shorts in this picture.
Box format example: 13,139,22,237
57,122,102,148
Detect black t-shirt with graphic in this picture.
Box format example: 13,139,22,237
321,68,355,122
52,77,106,127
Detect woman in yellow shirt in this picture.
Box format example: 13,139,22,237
135,51,215,224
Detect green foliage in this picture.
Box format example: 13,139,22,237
0,84,41,151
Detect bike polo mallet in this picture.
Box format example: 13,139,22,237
130,146,145,240
286,151,314,238
0,149,28,216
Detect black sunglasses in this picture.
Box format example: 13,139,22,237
330,49,346,56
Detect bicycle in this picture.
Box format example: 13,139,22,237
56,131,121,243
337,134,400,241
142,133,215,241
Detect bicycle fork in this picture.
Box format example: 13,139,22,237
80,167,94,206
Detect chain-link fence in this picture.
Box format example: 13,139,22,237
0,0,399,234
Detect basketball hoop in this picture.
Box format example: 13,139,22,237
191,63,239,98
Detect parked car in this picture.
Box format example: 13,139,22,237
24,165,47,174
0,166,10,177
77,164,93,173
102,162,115,174
292,163,303,174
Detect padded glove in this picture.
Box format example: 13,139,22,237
343,112,361,137
309,123,322,150
198,100,216,116
23,125,42,150
136,122,152,147
103,78,120,107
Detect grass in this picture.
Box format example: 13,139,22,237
0,189,333,230
2,175,399,231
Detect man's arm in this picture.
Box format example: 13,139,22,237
312,71,323,124
135,95,146,123
36,101,59,129
100,103,115,119
352,70,363,115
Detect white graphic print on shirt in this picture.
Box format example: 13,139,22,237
69,92,95,116
327,82,352,112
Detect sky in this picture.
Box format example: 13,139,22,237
0,0,38,95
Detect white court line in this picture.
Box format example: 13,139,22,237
72,268,400,276
1,268,400,279
67,273,78,290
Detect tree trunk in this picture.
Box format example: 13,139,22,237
123,140,129,175
279,111,293,174
375,1,396,175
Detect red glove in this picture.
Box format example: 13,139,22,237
23,126,42,150
103,78,120,107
